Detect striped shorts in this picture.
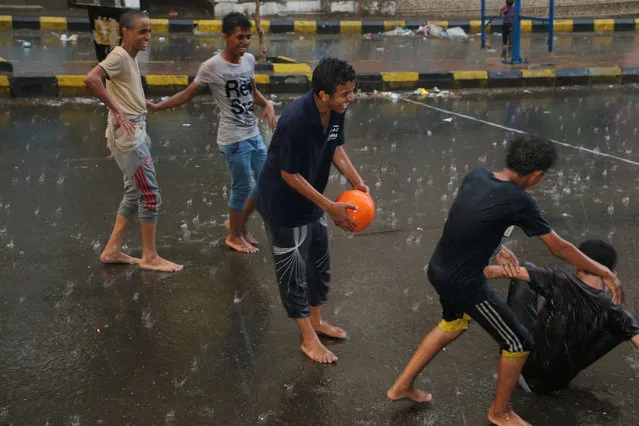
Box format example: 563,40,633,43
112,133,161,224
439,290,532,358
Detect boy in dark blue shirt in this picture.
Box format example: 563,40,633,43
256,58,369,364
387,136,622,426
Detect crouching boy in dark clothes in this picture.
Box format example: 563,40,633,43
486,240,639,394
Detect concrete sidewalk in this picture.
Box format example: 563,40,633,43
2,36,638,96
2,25,638,96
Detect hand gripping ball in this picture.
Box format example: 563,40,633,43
335,190,375,232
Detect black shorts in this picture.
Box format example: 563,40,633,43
264,215,331,319
439,290,532,356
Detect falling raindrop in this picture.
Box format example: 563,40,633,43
406,232,415,245
181,223,190,240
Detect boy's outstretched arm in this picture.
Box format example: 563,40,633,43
484,264,529,281
539,231,622,304
146,81,202,112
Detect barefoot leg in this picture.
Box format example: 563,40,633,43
139,220,183,272
226,235,259,253
241,196,260,245
227,209,258,253
310,306,348,338
296,317,338,364
487,354,529,425
100,214,141,264
387,326,464,402
488,404,530,426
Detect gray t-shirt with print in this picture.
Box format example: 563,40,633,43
194,53,260,146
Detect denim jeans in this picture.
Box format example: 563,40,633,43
219,135,267,211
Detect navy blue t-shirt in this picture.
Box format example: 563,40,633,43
256,90,345,227
428,168,552,305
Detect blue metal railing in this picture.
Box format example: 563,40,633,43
481,0,555,64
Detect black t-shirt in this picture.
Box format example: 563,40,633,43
523,267,639,393
256,90,345,227
428,168,552,304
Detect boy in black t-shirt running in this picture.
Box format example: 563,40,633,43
387,136,622,426
487,240,639,394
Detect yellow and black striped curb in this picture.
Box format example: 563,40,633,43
0,56,12,72
1,67,637,97
1,15,638,33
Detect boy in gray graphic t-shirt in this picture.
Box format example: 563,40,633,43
194,53,260,146
148,12,276,254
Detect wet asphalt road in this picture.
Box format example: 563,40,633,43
1,88,639,425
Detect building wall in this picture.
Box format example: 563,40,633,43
395,0,639,19
210,0,639,18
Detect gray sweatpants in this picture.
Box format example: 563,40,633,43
112,133,161,224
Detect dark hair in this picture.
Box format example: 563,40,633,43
579,240,617,271
120,10,149,29
505,135,557,176
312,57,356,96
222,12,251,35
506,0,514,4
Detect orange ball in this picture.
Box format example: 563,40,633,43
335,190,375,232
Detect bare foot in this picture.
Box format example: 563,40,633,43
300,339,338,364
387,383,432,403
225,235,258,253
243,233,260,246
312,320,348,339
488,405,530,426
139,256,183,272
100,250,141,265
225,219,259,246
